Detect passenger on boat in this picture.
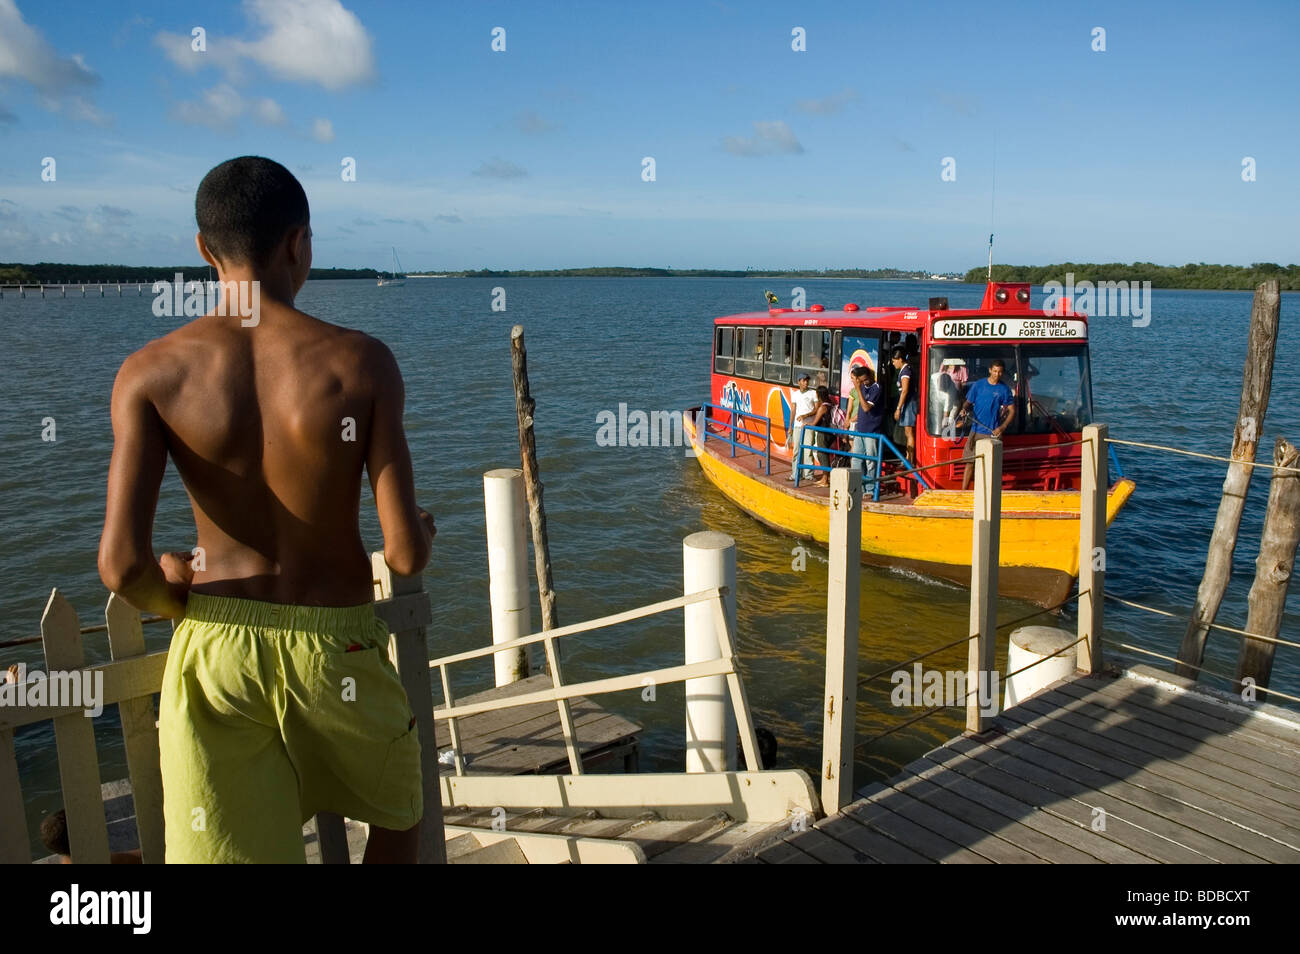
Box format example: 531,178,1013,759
787,373,818,481
932,357,968,436
808,385,835,487
959,358,1017,490
890,346,918,466
847,366,884,486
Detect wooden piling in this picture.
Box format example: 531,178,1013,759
968,437,1001,733
1234,438,1300,693
820,467,861,814
510,326,559,632
1177,280,1281,678
1078,424,1108,674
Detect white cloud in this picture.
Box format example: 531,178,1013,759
252,96,287,126
309,117,334,142
473,158,527,179
171,83,245,129
514,110,556,135
722,120,804,157
795,88,860,115
154,0,374,91
0,0,105,122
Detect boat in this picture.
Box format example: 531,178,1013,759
377,247,406,286
683,281,1136,606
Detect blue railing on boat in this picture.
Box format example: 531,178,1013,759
795,423,933,501
1108,443,1124,481
699,402,772,476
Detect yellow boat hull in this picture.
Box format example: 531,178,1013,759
684,412,1135,607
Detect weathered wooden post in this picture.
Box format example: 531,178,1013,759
1234,438,1300,693
684,531,736,773
483,469,532,686
821,467,861,814
371,554,447,864
104,594,165,863
968,437,1002,733
1078,423,1108,674
42,590,110,863
1178,280,1281,677
510,325,559,633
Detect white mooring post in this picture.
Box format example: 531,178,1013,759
483,468,531,686
968,437,1002,733
1078,423,1108,674
684,531,737,773
821,467,862,814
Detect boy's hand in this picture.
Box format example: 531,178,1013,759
160,551,197,589
418,508,436,542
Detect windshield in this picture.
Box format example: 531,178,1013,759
926,344,1092,437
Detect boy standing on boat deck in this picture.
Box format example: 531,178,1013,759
97,156,433,863
787,374,818,481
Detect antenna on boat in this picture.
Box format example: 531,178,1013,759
987,132,997,282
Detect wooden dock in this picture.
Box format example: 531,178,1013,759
754,665,1300,864
433,673,641,775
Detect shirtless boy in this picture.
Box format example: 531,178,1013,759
97,156,434,863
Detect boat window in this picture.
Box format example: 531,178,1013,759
1020,346,1093,435
794,330,831,388
765,328,793,384
734,327,763,379
926,345,1018,437
714,327,735,374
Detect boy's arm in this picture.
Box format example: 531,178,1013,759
365,342,434,578
98,352,190,618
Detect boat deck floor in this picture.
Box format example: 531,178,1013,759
701,437,915,506
748,665,1300,864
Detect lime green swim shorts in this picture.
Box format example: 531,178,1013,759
159,593,423,863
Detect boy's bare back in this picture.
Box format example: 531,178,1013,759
103,299,428,609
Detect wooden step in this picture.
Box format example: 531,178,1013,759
450,838,529,865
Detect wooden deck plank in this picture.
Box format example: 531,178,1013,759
943,736,1207,863
755,839,820,864
1075,678,1300,761
1003,700,1300,854
1103,668,1300,743
781,825,880,864
460,714,638,775
994,709,1279,863
812,812,934,864
1045,682,1300,791
918,746,1156,863
837,801,991,863
884,769,1100,863
847,787,1043,863
1009,691,1300,825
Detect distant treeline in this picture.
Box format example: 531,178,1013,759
436,266,960,279
0,263,381,283
965,262,1300,291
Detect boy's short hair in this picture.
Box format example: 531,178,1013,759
195,156,310,267
890,346,907,361
40,808,71,856
989,358,1006,370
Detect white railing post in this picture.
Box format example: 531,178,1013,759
483,468,531,686
1078,424,1108,674
683,532,737,772
821,467,862,814
968,437,1002,733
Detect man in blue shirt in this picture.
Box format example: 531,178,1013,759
847,365,884,486
959,358,1016,490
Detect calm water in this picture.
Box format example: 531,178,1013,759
3,277,1299,851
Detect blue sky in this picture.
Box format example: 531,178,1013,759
1,0,1297,271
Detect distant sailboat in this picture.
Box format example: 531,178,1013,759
377,247,406,287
